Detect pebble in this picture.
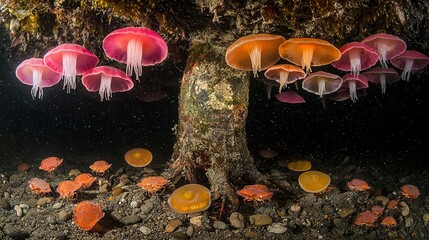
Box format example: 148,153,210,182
14,205,23,217
130,200,141,208
244,231,260,238
140,200,154,214
267,223,287,234
112,186,123,197
333,218,349,230
249,214,272,226
37,197,52,206
47,216,57,224
139,226,152,235
213,220,228,230
405,217,413,227
399,201,410,216
165,219,182,233
4,191,10,199
0,198,11,210
99,183,109,193
375,196,390,206
52,202,63,209
422,213,429,223
4,224,30,239
58,210,71,222
190,215,211,229
169,232,189,239
186,226,194,237
337,208,354,218
68,169,81,177
290,204,301,213
25,198,38,208
110,211,124,222
230,212,245,228
19,204,29,215
120,215,141,225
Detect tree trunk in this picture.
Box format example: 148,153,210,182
164,33,268,208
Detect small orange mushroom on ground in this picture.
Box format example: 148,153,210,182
225,33,286,77
287,160,312,172
28,178,52,195
264,64,306,92
39,156,63,172
17,163,30,172
400,184,420,199
237,184,273,202
370,205,384,216
137,176,169,195
57,180,82,199
73,201,105,231
74,173,96,190
381,215,397,227
279,38,341,74
124,148,153,167
387,199,398,210
168,184,211,214
347,179,370,191
89,160,112,176
298,170,331,193
354,210,379,227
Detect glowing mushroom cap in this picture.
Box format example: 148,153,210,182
124,148,153,167
298,170,331,193
331,42,378,75
168,184,211,213
363,67,399,94
225,33,286,76
15,58,61,99
73,201,105,231
279,38,341,73
391,50,429,81
287,160,312,171
302,71,343,96
265,64,306,91
82,66,134,101
43,43,99,92
102,27,168,80
342,74,369,89
361,33,407,68
275,91,305,104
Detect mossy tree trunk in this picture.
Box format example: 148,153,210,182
164,34,268,208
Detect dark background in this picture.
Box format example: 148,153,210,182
1,26,428,169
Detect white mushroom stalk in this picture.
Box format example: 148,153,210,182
302,46,314,74
348,81,358,103
377,41,390,68
379,73,387,94
349,49,362,76
31,67,43,99
99,74,113,101
62,52,78,93
249,46,262,77
126,38,143,81
317,78,326,97
401,59,414,82
278,71,289,92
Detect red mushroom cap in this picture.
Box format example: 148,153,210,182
363,67,399,94
103,27,168,80
390,50,429,81
264,64,306,92
361,33,407,68
82,66,134,101
341,74,368,102
331,42,378,76
302,71,343,97
275,91,305,104
15,58,61,99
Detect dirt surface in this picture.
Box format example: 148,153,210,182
0,151,427,240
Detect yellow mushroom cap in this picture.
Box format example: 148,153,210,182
168,184,211,214
298,171,331,193
287,160,312,172
124,148,153,167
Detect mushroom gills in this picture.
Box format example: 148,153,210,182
62,52,78,93
126,38,143,80
249,46,262,77
401,59,414,82
31,68,43,99
99,74,113,101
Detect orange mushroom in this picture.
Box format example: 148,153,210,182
298,170,331,193
279,38,341,74
57,180,82,199
89,160,112,175
124,148,153,167
74,173,96,189
73,201,105,231
225,33,286,77
168,184,211,214
287,160,312,172
264,64,306,92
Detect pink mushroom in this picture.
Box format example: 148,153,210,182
342,74,369,102
361,33,407,68
331,42,378,76
264,64,306,92
15,58,61,99
82,66,134,101
363,67,399,94
302,71,343,97
102,27,168,81
390,50,429,81
275,91,305,104
43,44,99,93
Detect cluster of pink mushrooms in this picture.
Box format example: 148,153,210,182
15,27,168,100
226,33,429,103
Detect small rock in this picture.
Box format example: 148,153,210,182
116,179,130,188
230,212,245,228
143,167,156,173
47,216,57,224
249,214,272,226
14,205,23,217
267,223,287,234
121,215,141,225
52,202,63,209
68,169,81,177
130,200,141,208
112,186,123,196
186,226,194,237
25,198,38,208
290,204,301,213
422,213,429,223
0,198,11,210
213,220,228,230
404,217,413,227
37,197,52,206
190,215,210,228
169,232,189,239
4,191,10,199
244,231,260,238
375,196,390,206
110,211,124,222
165,219,182,233
4,224,30,239
58,210,71,222
399,201,410,216
337,208,355,218
99,183,109,193
333,218,349,230
139,226,152,235
140,200,154,214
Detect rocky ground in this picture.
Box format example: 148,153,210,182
0,151,428,240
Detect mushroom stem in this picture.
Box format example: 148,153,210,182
401,59,414,82
349,49,362,76
249,46,262,77
62,52,78,93
266,85,272,100
31,68,43,99
278,71,289,92
99,74,113,101
348,81,358,102
317,78,326,97
379,74,387,94
302,46,314,74
126,38,143,81
377,41,389,68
